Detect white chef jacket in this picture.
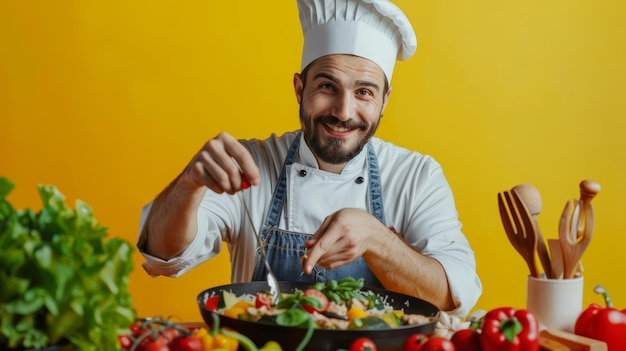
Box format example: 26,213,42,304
137,131,482,316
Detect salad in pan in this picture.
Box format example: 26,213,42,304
202,277,433,331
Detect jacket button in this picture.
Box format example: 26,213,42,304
355,176,364,184
299,170,307,177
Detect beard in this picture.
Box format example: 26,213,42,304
300,105,381,165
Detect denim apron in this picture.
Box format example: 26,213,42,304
251,133,385,287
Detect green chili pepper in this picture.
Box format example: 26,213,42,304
295,318,315,351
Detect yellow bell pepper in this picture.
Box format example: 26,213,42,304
259,340,283,351
193,328,213,351
212,333,239,351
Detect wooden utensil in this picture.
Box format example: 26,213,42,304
559,180,600,279
498,189,540,278
513,184,553,279
574,180,602,239
548,239,565,279
540,329,608,351
539,336,571,351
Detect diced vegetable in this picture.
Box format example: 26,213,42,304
218,290,239,310
348,316,391,330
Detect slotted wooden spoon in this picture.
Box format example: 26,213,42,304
498,189,540,278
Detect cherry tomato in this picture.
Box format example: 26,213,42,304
136,337,169,351
205,295,220,311
302,288,329,313
162,327,181,342
420,337,456,351
242,177,251,189
131,323,149,337
118,334,133,350
255,292,273,309
403,333,429,351
350,337,377,351
450,328,481,351
170,335,204,351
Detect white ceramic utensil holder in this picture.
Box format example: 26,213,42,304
526,275,583,332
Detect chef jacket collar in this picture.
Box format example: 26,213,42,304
296,132,368,176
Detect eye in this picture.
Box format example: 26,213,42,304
357,89,373,97
319,83,334,90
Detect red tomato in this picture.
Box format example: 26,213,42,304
162,327,181,342
136,337,170,351
205,295,220,311
170,335,204,351
118,334,133,350
350,337,377,351
302,288,329,313
403,333,429,351
420,337,456,351
255,292,273,309
241,177,251,189
131,323,149,337
450,329,481,351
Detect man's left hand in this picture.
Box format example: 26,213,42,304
301,208,391,274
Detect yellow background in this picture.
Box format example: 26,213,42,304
2,1,625,322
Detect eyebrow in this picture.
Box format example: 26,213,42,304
312,72,381,92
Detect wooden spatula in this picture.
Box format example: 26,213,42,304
548,239,564,279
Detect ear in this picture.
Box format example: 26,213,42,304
381,86,393,113
293,73,303,104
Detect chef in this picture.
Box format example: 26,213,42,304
138,0,482,317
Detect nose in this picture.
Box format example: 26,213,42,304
331,91,356,121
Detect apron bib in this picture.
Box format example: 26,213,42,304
251,133,386,287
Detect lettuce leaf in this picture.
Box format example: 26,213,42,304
0,177,136,350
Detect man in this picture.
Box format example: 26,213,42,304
138,0,482,317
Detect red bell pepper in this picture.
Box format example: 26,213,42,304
480,307,539,351
575,284,626,350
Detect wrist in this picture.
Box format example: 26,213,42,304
363,226,399,260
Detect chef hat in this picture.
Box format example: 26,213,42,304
297,0,417,82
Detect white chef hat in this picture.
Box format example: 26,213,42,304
297,0,417,82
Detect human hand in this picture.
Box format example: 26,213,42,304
301,208,388,274
184,132,260,194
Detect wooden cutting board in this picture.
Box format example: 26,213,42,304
540,329,607,351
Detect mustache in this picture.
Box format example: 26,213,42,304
315,115,368,130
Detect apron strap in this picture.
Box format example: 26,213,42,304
366,141,386,226
263,132,302,228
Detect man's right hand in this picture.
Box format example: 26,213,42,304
143,132,260,259
184,132,260,194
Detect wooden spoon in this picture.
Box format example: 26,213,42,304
513,184,553,279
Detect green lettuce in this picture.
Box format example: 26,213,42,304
0,177,135,350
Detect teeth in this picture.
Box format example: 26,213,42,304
326,124,351,132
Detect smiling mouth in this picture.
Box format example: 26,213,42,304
323,123,355,135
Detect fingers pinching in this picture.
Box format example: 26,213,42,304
241,177,251,190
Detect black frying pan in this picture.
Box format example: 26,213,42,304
197,281,439,351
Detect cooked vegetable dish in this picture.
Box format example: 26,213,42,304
202,277,433,331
